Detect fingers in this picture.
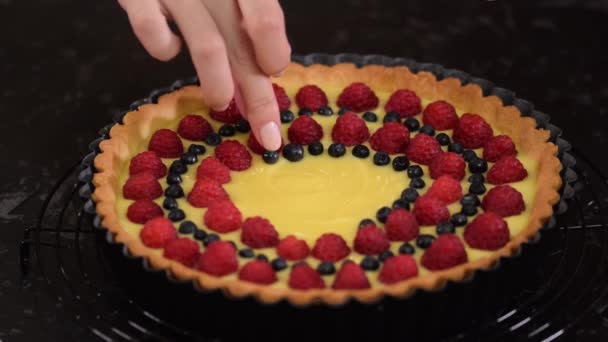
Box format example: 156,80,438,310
118,0,182,61
163,0,234,110
238,0,291,76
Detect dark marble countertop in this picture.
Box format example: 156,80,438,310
1,0,607,340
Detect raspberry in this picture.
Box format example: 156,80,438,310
177,114,213,141
369,122,410,154
287,116,323,145
413,195,450,225
163,238,200,267
241,217,279,248
354,225,390,255
289,263,325,290
277,235,310,261
247,133,284,155
332,261,370,289
426,175,463,204
481,185,525,217
129,151,167,178
483,135,517,162
209,99,243,124
127,200,163,224
197,241,238,276
464,212,510,250
187,178,229,208
196,156,231,184
238,260,277,284
123,172,163,200
385,208,419,241
140,217,177,248
422,101,459,130
204,200,242,233
421,234,468,270
452,113,494,149
214,140,252,171
429,152,466,180
273,83,291,111
384,89,422,118
337,82,379,112
331,112,370,146
148,129,184,158
295,85,328,111
378,255,418,284
312,233,351,262
487,156,528,184
406,133,443,165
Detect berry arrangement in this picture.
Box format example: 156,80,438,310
122,82,530,291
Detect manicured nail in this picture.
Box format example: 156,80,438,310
273,69,286,77
259,122,282,151
211,103,229,112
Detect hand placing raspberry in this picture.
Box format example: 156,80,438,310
117,0,290,151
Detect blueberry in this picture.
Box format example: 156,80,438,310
328,143,346,157
204,132,222,146
194,229,207,241
376,206,392,223
168,209,185,222
463,149,477,162
298,108,312,116
362,111,378,122
379,250,394,262
409,177,426,189
308,141,324,156
373,152,390,166
399,243,415,255
163,197,178,210
469,182,487,195
468,158,488,174
352,145,370,158
419,125,435,136
256,254,269,262
461,204,478,216
280,110,294,123
451,213,468,227
401,188,419,203
358,218,376,228
468,173,485,184
166,174,182,185
461,194,481,207
404,117,420,131
271,258,288,271
383,111,401,123
235,119,251,133
203,234,220,246
317,262,336,275
392,199,410,210
178,220,197,234
416,234,436,249
262,150,279,164
239,248,254,258
318,106,333,116
218,124,236,137
436,222,455,235
165,184,184,198
392,156,409,171
181,152,198,165
436,133,451,146
188,144,206,155
448,143,464,154
360,256,380,271
338,107,351,115
169,160,187,175
283,143,304,162
407,165,423,178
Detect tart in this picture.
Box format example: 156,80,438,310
92,62,562,306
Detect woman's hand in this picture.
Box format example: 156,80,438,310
118,0,290,151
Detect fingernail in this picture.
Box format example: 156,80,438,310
272,69,286,77
212,104,229,112
259,122,282,151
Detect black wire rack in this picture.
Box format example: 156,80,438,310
18,54,608,341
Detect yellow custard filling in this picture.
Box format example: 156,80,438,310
114,87,538,288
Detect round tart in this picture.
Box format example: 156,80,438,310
93,62,562,306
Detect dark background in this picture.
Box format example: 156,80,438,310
1,0,607,340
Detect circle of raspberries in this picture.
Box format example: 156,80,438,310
238,260,277,284
312,233,351,262
413,195,450,225
422,100,459,130
406,134,443,165
481,185,525,217
204,200,243,233
421,234,468,270
277,235,310,261
487,156,528,184
127,200,164,224
123,173,163,200
140,217,178,248
295,85,328,111
129,151,167,178
337,82,379,112
483,135,517,162
463,212,510,250
429,152,466,180
378,255,418,284
187,178,229,208
370,122,410,154
385,209,420,242
163,238,200,267
452,113,494,149
197,241,238,276
148,129,184,158
426,175,463,204
288,115,324,145
384,89,422,118
241,217,280,248
332,261,370,289
289,263,326,290
196,156,231,184
331,112,370,146
273,83,291,111
214,140,252,171
209,99,243,124
354,225,390,255
177,114,213,141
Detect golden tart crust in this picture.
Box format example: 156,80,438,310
92,63,562,306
